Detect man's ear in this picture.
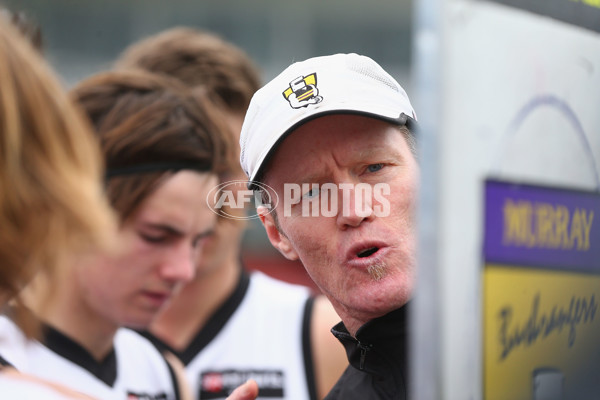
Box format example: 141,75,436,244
258,206,299,261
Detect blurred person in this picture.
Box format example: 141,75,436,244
0,68,245,400
0,7,43,51
0,17,114,398
115,27,347,400
240,53,419,399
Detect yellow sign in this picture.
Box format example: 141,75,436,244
483,265,599,399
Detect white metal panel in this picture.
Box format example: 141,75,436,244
412,1,600,399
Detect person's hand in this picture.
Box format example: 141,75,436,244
225,379,259,400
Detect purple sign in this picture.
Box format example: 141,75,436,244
484,180,600,272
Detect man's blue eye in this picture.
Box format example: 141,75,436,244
304,187,320,199
367,164,384,173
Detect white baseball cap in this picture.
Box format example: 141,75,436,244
240,53,417,186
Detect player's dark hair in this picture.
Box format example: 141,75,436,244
71,69,236,222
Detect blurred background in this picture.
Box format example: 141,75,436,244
3,0,415,292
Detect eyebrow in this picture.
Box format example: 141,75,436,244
357,146,403,161
292,147,404,184
196,228,215,240
294,172,327,185
141,223,183,236
141,222,216,241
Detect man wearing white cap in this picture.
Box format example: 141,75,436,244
240,53,418,399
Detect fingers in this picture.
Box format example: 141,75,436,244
225,379,259,400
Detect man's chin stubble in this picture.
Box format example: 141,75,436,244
367,261,387,281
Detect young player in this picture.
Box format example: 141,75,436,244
0,69,235,399
116,28,347,400
0,17,114,399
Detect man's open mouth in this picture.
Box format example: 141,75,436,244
357,247,379,258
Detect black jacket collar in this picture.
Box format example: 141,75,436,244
330,305,408,377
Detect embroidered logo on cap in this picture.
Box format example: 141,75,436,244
282,73,322,109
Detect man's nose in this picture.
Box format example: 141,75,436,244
158,242,196,283
336,184,374,229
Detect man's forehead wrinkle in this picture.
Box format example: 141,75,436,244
305,145,351,183
280,145,386,185
273,142,333,183
269,118,408,186
291,159,332,184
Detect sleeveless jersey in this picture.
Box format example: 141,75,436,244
0,374,86,399
0,315,179,400
143,270,317,400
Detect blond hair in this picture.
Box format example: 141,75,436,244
0,21,115,320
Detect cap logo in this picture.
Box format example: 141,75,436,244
282,73,323,109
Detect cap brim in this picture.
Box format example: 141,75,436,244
248,110,415,190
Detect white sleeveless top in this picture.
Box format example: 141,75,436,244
143,271,317,400
0,316,178,400
0,374,87,400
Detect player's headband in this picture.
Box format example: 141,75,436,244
105,161,211,180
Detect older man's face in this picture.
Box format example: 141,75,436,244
260,114,418,333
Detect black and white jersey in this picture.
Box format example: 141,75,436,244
0,316,179,400
0,315,27,370
0,327,73,400
143,270,318,400
0,374,83,399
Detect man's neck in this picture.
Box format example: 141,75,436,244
331,301,394,337
35,279,118,361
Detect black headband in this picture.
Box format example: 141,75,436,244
105,161,211,180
